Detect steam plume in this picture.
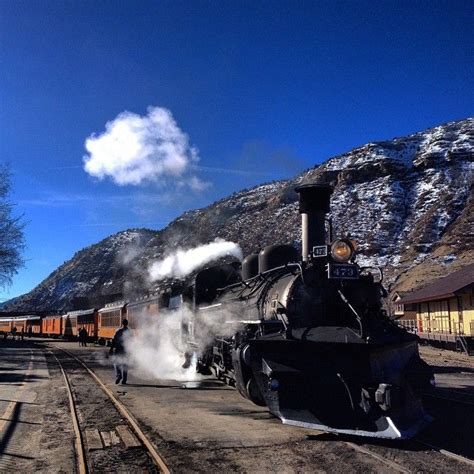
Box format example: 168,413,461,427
118,240,245,382
123,304,245,382
148,239,243,281
83,106,208,191
123,307,197,381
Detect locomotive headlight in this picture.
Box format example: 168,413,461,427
330,239,354,262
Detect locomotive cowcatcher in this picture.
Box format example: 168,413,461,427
182,183,433,439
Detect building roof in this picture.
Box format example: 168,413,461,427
391,291,411,301
400,263,474,304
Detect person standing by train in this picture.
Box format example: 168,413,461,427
79,327,88,347
109,319,130,385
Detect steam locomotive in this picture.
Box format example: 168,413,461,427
181,183,433,439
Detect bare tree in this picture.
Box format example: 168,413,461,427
0,165,25,288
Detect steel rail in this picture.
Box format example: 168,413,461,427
53,345,170,474
347,438,474,471
424,391,474,406
344,442,411,474
414,439,474,468
50,351,88,474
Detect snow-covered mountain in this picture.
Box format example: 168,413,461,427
3,229,157,310
4,118,473,311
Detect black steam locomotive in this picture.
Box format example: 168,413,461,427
182,183,433,439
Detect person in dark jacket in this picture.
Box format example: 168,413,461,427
79,327,88,347
109,319,130,384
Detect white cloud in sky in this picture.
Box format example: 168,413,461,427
83,106,209,191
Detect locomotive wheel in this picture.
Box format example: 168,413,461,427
246,377,266,406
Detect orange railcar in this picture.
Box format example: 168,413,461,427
68,308,98,340
1,315,42,337
126,294,164,327
62,313,78,339
42,314,63,337
12,318,27,333
24,315,42,335
98,301,127,344
0,318,12,335
97,295,169,344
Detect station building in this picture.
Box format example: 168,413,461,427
391,292,417,323
398,263,474,354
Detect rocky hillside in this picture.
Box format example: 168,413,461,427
4,118,473,311
3,229,157,310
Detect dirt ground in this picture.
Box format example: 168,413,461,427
419,344,474,369
1,338,473,472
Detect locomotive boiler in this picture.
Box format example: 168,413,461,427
182,183,433,439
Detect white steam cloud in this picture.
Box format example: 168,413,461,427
112,240,246,383
123,307,198,381
123,305,245,382
148,239,243,281
83,106,208,191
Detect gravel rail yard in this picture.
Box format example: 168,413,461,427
1,339,473,473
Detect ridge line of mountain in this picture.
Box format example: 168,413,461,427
3,117,472,311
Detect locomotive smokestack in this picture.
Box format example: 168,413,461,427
295,183,333,262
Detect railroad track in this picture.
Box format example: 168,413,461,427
51,347,413,474
414,439,474,468
50,346,170,474
342,436,474,472
48,344,474,473
418,390,474,468
424,393,474,405
344,441,411,473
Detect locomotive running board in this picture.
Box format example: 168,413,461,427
279,413,433,440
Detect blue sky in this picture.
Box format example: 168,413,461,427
1,0,473,301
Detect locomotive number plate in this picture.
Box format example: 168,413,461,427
312,245,328,258
327,263,359,279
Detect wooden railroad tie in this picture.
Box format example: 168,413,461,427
96,430,121,447
100,431,111,447
85,429,103,451
110,430,121,446
116,425,142,448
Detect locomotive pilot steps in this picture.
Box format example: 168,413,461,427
183,183,434,439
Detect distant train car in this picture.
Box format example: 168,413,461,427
68,308,98,341
126,293,168,328
12,315,41,335
12,317,27,333
0,315,42,337
97,301,127,344
0,317,12,335
62,312,78,340
42,314,63,338
24,315,42,335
